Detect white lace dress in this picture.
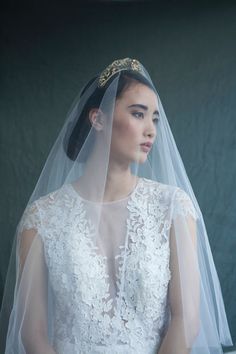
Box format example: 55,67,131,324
20,177,196,354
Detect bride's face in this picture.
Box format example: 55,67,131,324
110,82,159,164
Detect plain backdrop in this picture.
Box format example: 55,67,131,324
1,0,235,349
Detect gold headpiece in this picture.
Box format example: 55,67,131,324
98,58,143,88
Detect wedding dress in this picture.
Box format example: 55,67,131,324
17,177,197,354
1,58,232,354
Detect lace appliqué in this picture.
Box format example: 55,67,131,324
19,178,178,354
172,188,198,221
18,201,41,233
116,178,172,350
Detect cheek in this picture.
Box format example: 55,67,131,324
113,119,139,142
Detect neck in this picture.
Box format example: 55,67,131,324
75,144,138,202
103,161,137,202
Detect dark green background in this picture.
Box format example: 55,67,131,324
1,0,235,348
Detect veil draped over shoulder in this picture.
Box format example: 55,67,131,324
0,58,232,354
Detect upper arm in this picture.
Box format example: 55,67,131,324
169,214,198,316
168,189,200,340
17,205,49,341
19,228,38,275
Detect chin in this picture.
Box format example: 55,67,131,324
139,157,148,164
132,154,148,164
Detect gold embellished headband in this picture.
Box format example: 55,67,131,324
98,58,143,88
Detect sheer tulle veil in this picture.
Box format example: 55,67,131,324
0,58,233,353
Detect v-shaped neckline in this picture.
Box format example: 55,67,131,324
65,178,145,320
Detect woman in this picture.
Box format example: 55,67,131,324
0,58,232,353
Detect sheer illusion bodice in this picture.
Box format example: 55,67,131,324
2,58,232,354
18,177,197,354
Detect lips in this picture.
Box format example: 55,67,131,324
140,142,152,148
140,142,152,153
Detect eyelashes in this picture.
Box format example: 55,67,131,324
132,112,144,119
153,116,160,124
132,111,159,123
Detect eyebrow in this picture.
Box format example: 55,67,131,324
128,104,159,116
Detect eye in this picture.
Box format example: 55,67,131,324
153,116,160,124
132,111,144,119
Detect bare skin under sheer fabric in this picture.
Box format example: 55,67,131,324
6,177,198,354
2,59,232,354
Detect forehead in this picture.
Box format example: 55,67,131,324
117,82,159,109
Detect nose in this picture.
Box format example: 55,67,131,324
144,119,156,139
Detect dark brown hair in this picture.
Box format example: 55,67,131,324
65,70,155,161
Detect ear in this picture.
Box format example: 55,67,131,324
88,109,104,131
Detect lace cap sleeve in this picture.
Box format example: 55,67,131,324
172,188,198,221
18,201,41,233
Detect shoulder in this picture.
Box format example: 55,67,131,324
141,177,193,199
36,184,77,210
18,184,77,232
140,177,177,199
135,178,177,213
171,187,198,221
140,178,198,220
